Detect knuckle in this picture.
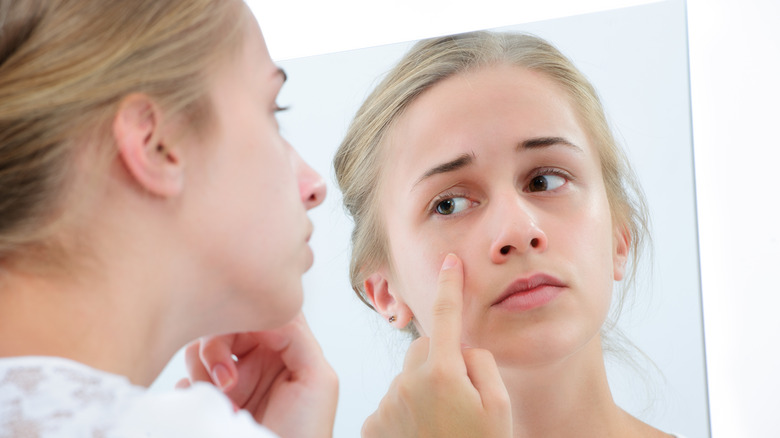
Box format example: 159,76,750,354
431,300,457,318
183,341,201,363
361,415,377,437
489,386,511,406
425,363,454,388
396,377,415,401
319,365,340,392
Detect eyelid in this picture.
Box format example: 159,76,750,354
428,190,475,217
530,167,571,178
524,167,573,191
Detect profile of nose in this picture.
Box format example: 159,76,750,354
298,161,326,210
289,143,327,210
489,198,547,263
301,175,326,209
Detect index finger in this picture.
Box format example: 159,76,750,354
428,253,465,362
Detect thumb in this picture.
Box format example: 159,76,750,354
462,347,510,413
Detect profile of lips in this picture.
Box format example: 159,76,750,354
492,274,567,310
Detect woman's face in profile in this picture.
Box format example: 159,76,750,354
183,17,325,331
375,64,628,366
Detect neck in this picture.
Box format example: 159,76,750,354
0,177,212,387
499,336,655,438
0,249,188,386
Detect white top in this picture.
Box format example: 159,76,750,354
0,356,278,437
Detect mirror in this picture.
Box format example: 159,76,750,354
150,0,708,436
278,0,709,436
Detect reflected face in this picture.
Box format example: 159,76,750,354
377,64,626,366
186,16,325,330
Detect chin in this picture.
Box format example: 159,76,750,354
266,285,304,327
232,282,304,331
479,324,598,369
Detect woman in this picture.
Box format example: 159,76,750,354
333,31,670,437
0,1,336,436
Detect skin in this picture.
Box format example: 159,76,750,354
362,254,512,437
0,6,337,436
363,64,668,437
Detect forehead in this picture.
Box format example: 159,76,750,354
382,64,590,182
398,64,580,138
205,15,283,112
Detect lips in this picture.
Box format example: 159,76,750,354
492,273,567,308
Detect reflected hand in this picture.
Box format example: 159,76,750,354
362,253,512,437
178,314,338,438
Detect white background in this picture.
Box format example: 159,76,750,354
153,0,780,437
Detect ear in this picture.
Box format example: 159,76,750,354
113,94,183,197
364,271,413,329
612,224,631,281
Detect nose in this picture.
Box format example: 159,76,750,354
488,196,547,264
291,147,326,210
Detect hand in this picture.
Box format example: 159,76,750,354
361,253,512,437
178,313,338,438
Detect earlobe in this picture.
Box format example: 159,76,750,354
364,272,413,329
612,224,631,281
113,94,183,197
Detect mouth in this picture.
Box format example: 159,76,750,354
491,273,567,310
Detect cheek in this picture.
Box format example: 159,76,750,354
563,197,617,304
387,220,476,334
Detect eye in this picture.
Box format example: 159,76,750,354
435,196,470,215
527,174,567,192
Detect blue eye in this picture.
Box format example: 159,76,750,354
435,197,470,215
528,174,566,192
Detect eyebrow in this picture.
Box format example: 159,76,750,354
414,153,475,187
412,137,582,189
519,136,583,152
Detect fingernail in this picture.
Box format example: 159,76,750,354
441,253,458,270
212,363,234,390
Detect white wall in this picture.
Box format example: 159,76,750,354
686,0,780,436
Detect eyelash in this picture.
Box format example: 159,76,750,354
526,167,573,189
428,190,472,217
427,167,573,216
274,104,290,113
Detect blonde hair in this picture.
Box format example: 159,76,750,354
0,0,247,260
334,31,650,334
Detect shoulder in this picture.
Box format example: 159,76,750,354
0,356,136,436
0,356,277,438
115,382,278,437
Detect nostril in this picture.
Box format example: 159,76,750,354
500,245,511,255
530,238,539,248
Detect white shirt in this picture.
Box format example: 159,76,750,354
0,356,278,438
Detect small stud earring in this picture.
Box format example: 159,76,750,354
388,315,397,323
